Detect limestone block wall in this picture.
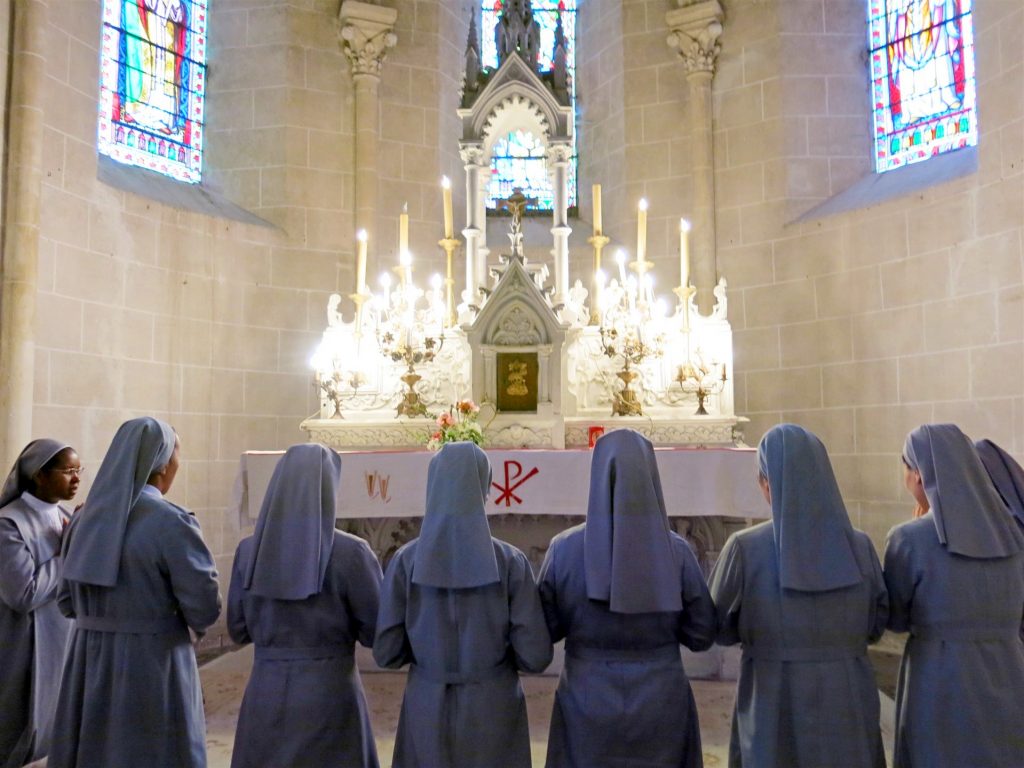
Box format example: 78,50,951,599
717,0,1024,545
29,0,362,644
376,0,467,283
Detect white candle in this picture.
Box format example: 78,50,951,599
399,250,412,287
637,198,648,263
399,203,409,259
679,218,691,288
441,177,454,239
615,249,627,284
355,229,368,294
592,183,602,234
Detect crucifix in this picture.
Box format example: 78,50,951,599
497,187,538,260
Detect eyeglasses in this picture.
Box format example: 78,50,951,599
51,467,86,478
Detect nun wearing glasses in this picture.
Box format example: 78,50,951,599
374,441,552,768
227,443,383,768
709,424,888,768
49,417,221,768
0,439,82,767
885,424,1024,768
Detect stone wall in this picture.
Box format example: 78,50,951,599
716,0,1023,543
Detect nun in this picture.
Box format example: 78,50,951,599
975,438,1024,532
709,424,888,768
227,443,383,768
885,424,1024,768
539,429,715,768
0,440,81,767
374,441,552,768
49,417,221,768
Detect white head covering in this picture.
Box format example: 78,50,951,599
0,439,70,509
974,439,1024,529
904,424,1024,559
584,429,682,614
412,442,499,589
758,423,863,592
244,443,340,600
63,417,176,587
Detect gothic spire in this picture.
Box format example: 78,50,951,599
551,9,567,92
464,12,481,93
495,0,542,70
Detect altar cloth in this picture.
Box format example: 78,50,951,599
234,447,765,521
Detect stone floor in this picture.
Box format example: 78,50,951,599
203,645,736,768
203,645,894,768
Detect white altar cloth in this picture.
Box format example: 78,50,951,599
235,447,765,520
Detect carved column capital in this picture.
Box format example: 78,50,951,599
459,143,487,167
546,142,574,165
666,0,724,75
339,1,398,78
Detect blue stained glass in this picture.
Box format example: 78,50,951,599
481,1,578,211
98,0,208,183
867,0,977,173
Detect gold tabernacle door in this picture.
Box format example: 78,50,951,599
497,352,538,412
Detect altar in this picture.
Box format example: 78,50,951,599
232,445,764,572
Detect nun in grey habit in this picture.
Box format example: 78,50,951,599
885,424,1024,768
709,423,888,768
374,441,552,768
975,438,1024,532
539,429,716,768
0,440,80,767
228,443,383,768
49,417,221,768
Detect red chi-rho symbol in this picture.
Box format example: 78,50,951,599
491,460,539,507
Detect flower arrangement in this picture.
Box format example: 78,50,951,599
427,400,484,451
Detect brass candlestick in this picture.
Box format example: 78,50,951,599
587,232,610,325
438,236,460,328
349,291,369,336
673,284,696,332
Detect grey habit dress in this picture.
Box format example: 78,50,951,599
539,429,716,768
49,418,221,768
884,424,1024,768
374,442,553,768
0,440,73,767
228,444,383,768
709,424,888,768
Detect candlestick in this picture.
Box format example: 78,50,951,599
616,249,627,285
355,229,368,295
442,176,454,239
592,183,602,235
438,235,459,328
637,198,648,264
399,203,409,258
399,250,412,287
587,231,610,326
679,218,691,289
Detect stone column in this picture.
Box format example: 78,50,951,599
459,145,486,307
0,0,48,468
548,142,573,311
667,0,723,315
340,1,397,271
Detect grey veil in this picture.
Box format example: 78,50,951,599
759,424,862,592
904,424,1024,558
244,443,339,600
584,429,682,614
63,417,176,587
974,439,1024,529
412,441,499,589
0,439,70,509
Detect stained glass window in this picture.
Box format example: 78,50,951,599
868,0,977,173
481,0,578,211
98,0,208,183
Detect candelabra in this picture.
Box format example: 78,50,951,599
675,350,728,416
374,272,446,418
598,253,667,416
